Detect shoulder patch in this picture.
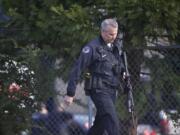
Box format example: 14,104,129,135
82,46,90,53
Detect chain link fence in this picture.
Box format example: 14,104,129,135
0,45,179,135
117,46,180,135
30,45,180,135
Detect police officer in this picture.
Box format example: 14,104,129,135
64,18,124,135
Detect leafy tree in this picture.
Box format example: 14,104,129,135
0,0,180,133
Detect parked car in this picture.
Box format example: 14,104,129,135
31,98,87,135
73,113,94,130
137,109,180,135
159,109,180,135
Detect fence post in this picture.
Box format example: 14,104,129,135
88,96,93,128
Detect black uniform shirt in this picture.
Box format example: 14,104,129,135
67,36,123,97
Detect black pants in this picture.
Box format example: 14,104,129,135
87,89,120,135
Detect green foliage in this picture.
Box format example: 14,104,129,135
1,0,99,79
0,55,35,135
114,0,180,47
0,0,180,133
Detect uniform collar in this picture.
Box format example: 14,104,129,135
98,36,114,51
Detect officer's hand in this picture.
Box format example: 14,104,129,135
122,72,128,80
64,95,74,106
59,95,74,111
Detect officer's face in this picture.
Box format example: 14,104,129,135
101,26,118,44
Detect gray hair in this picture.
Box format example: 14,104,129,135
101,18,118,31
